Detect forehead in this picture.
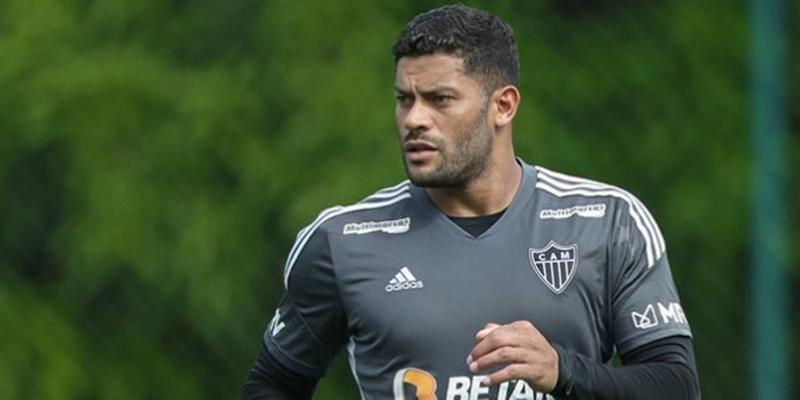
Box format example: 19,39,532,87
395,53,479,91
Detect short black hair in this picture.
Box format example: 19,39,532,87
392,4,519,92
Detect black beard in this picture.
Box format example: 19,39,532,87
402,104,492,188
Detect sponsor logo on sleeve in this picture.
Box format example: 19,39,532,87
343,217,410,235
631,304,658,329
632,302,688,329
539,203,606,220
657,302,688,325
268,309,286,337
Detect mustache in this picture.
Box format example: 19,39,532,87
403,128,437,144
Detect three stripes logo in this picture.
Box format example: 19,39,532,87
385,267,424,293
529,241,579,294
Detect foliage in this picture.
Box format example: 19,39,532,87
0,0,796,398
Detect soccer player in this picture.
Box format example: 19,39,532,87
243,5,700,399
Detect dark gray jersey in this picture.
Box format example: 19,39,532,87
263,160,692,400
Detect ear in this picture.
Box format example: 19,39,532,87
491,85,520,128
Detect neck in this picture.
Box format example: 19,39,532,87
425,155,522,217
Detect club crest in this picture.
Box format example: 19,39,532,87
528,241,579,294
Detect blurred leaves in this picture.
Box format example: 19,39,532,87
0,0,796,398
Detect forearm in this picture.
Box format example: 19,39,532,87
551,336,700,400
241,343,318,400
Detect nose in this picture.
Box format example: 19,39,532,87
402,100,433,134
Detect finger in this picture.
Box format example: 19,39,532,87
468,346,526,373
467,323,503,364
476,322,501,341
482,363,527,387
509,320,544,340
485,362,557,393
469,326,519,363
469,321,547,366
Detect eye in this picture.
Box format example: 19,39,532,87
395,93,412,107
431,95,453,105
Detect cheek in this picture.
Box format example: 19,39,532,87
443,114,470,136
394,108,405,133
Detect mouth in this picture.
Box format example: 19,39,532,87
403,140,438,162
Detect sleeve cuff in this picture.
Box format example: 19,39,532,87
551,343,576,398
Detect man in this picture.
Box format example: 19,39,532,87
243,5,700,399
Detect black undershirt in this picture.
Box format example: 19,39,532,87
242,213,700,399
447,209,506,237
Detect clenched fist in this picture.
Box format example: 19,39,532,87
466,320,560,392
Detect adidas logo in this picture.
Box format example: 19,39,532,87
385,267,424,292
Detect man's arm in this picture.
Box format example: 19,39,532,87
241,343,319,400
467,322,700,399
552,335,700,399
241,219,346,399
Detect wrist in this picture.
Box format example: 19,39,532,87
550,343,575,397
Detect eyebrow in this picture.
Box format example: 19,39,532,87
393,85,459,95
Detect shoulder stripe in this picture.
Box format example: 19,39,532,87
293,205,342,244
283,188,411,288
291,182,410,240
361,182,410,202
536,167,665,265
536,170,664,254
537,166,665,254
537,167,665,254
288,182,409,267
374,180,411,195
536,180,657,267
536,167,665,268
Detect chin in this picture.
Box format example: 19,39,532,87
405,167,435,186
405,170,430,186
406,170,465,188
404,159,463,187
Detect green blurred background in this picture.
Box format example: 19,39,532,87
0,0,797,398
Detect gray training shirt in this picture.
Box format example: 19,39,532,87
263,160,692,400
